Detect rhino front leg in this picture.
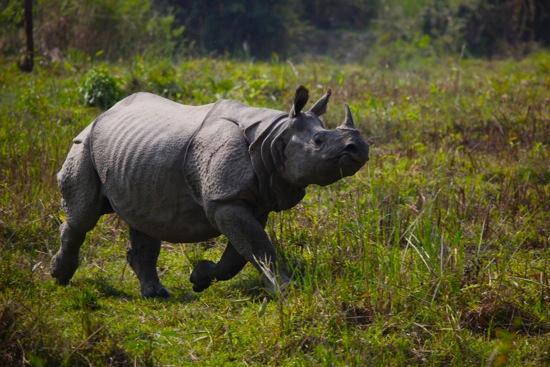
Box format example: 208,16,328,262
189,242,247,292
190,215,269,292
127,228,169,299
210,203,290,293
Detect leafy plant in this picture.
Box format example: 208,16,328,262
79,67,121,110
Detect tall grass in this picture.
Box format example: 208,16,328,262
0,53,548,365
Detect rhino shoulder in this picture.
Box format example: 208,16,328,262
187,119,258,205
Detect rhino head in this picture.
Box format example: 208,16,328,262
276,86,369,187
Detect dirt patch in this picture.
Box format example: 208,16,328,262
0,301,22,366
283,334,327,354
522,239,547,250
341,302,374,328
461,296,549,336
103,345,134,367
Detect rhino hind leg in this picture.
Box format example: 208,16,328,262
52,138,105,285
189,242,247,292
51,222,87,284
127,228,169,298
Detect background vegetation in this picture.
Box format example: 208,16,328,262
1,0,550,62
0,0,549,366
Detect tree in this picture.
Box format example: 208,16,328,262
19,0,33,72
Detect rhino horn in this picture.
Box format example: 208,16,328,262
290,85,309,117
308,88,332,116
338,104,355,129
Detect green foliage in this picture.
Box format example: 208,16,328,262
0,53,549,365
0,0,24,55
79,67,122,110
1,0,185,60
1,0,549,61
158,0,291,59
128,58,181,98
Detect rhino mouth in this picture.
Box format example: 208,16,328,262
337,145,368,177
339,151,362,163
339,155,364,172
337,144,367,164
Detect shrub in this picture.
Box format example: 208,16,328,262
79,67,121,110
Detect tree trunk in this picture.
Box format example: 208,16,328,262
20,0,34,72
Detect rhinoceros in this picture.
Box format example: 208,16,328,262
51,86,369,297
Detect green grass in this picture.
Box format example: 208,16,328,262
0,52,549,366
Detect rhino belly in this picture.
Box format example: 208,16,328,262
101,167,220,242
118,196,221,243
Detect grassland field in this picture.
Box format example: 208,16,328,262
0,52,549,366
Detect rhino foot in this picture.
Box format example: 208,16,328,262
141,283,170,299
190,260,216,292
51,251,79,285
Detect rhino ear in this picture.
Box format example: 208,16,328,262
308,88,332,116
290,85,309,117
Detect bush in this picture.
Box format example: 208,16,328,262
0,0,184,61
79,67,121,110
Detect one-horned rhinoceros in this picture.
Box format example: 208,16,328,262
51,86,369,297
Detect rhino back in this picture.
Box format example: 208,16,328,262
90,93,219,240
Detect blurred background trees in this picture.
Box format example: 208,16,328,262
0,0,549,63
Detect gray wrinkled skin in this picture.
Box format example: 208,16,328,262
51,86,369,297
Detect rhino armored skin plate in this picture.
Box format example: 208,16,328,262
51,86,369,298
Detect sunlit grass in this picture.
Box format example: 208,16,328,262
0,52,548,366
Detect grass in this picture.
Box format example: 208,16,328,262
0,52,549,366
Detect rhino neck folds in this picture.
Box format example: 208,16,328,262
221,111,304,211
248,114,305,211
184,101,304,212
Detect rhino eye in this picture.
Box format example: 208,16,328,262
313,135,324,146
